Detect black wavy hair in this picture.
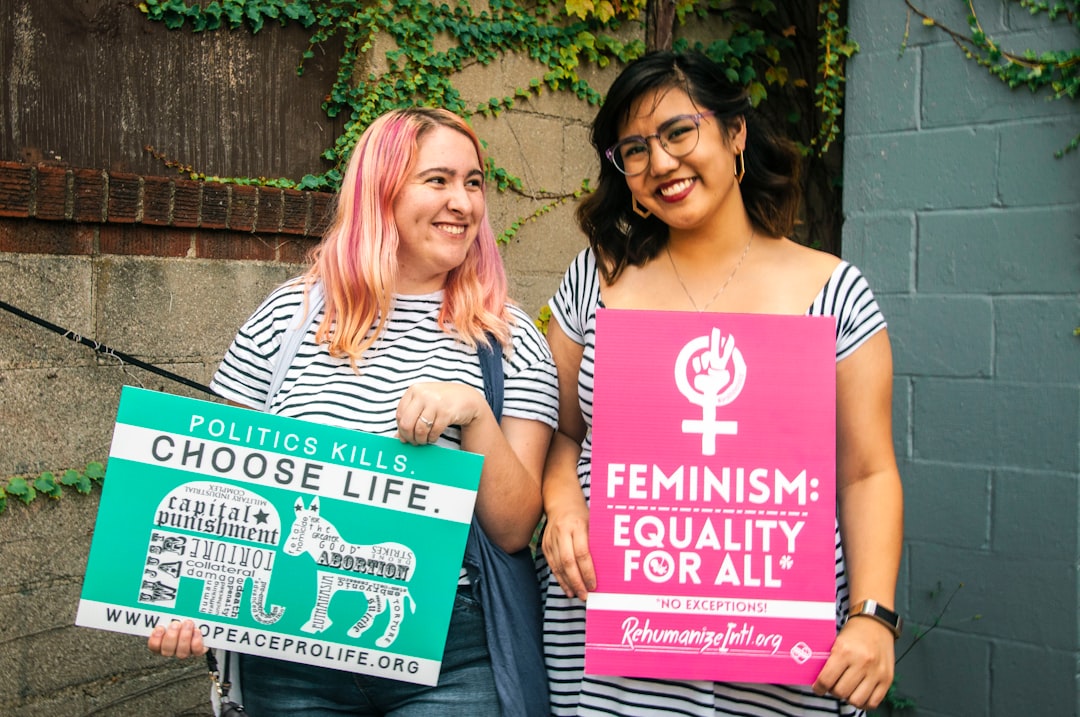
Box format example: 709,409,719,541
577,50,802,282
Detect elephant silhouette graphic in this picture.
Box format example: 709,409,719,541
285,496,416,647
139,481,285,625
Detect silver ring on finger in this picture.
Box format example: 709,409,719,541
419,415,434,427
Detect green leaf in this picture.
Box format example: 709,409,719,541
246,4,266,32
223,3,242,26
34,472,63,499
6,477,35,504
162,11,185,30
747,81,768,106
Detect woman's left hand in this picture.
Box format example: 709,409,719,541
395,382,487,445
397,379,550,551
812,616,895,710
821,328,902,711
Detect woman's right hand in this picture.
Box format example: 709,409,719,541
542,488,596,600
148,618,207,659
541,319,595,601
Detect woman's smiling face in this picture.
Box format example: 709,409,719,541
620,87,746,236
392,124,486,294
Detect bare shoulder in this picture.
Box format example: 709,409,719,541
770,237,842,274
598,258,674,310
734,237,841,314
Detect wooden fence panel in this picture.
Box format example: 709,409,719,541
2,0,345,182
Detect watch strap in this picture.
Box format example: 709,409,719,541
848,599,903,639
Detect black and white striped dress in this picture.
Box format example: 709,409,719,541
538,248,887,716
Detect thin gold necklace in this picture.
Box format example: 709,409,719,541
665,229,754,312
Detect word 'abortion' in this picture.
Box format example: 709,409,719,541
606,463,822,507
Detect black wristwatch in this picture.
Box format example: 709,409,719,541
848,599,903,639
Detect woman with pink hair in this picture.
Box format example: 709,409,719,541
149,107,558,716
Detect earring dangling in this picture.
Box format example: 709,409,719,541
632,196,652,218
734,150,746,184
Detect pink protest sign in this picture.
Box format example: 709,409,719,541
585,308,837,685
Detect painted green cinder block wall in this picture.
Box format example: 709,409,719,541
843,2,1079,715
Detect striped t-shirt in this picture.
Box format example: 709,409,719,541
538,248,887,717
211,281,561,582
211,281,559,439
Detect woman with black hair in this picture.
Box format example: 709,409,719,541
538,51,903,716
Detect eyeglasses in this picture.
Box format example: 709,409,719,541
604,111,715,176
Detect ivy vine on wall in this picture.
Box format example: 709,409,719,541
139,0,641,243
0,462,105,516
138,0,858,250
904,0,1080,156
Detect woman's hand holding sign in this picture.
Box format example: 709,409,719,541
541,476,595,600
541,320,598,601
148,618,206,659
395,381,487,446
813,612,896,710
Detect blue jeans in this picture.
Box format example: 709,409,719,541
239,588,498,716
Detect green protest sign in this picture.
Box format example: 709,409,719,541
76,386,482,685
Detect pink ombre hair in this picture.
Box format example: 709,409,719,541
302,108,511,367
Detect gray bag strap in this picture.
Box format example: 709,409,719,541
264,281,325,411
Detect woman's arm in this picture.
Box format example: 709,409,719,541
813,329,904,710
465,411,553,552
396,379,553,554
538,321,595,600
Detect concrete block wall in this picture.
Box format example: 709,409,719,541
0,167,327,714
844,2,1079,715
0,161,330,477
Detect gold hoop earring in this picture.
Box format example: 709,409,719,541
632,196,652,218
734,151,746,184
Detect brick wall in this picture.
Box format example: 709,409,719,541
0,161,332,261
